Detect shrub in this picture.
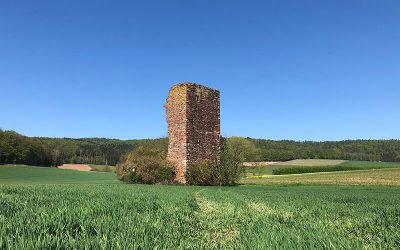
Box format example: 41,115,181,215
185,149,243,186
225,137,262,162
185,160,218,186
218,148,244,184
116,146,175,184
90,165,116,173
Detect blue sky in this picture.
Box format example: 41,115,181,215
0,0,399,140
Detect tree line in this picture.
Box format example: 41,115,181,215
0,129,167,166
1,129,400,167
250,138,400,162
0,130,53,166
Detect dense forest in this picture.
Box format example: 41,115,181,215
250,138,400,162
1,129,400,166
0,130,53,166
0,129,167,167
37,136,168,166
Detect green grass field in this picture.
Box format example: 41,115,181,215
246,160,400,176
0,165,118,184
242,168,400,186
272,159,348,166
1,164,400,249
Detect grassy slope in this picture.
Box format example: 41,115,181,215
246,161,400,176
0,165,119,184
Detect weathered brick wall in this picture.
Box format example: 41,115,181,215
165,83,220,183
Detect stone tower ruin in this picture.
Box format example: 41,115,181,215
165,83,221,183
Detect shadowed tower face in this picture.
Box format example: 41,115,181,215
165,83,221,183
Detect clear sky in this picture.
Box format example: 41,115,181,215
0,1,399,141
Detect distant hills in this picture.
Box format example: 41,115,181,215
1,129,400,167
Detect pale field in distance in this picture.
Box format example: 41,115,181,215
242,168,400,186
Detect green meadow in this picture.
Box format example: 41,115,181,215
0,165,118,184
246,160,400,177
1,164,400,249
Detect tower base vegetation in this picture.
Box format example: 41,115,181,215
116,146,175,184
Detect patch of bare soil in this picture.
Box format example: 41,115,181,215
58,164,93,171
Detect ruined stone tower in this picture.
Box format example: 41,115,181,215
165,83,220,183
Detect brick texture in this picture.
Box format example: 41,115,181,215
165,83,220,183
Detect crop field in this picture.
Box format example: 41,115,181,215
242,168,400,186
271,159,348,166
246,160,400,177
1,165,400,249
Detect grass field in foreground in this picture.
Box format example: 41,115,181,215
1,183,399,249
0,165,119,184
1,165,400,248
246,160,400,176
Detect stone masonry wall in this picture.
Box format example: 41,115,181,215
165,83,220,183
